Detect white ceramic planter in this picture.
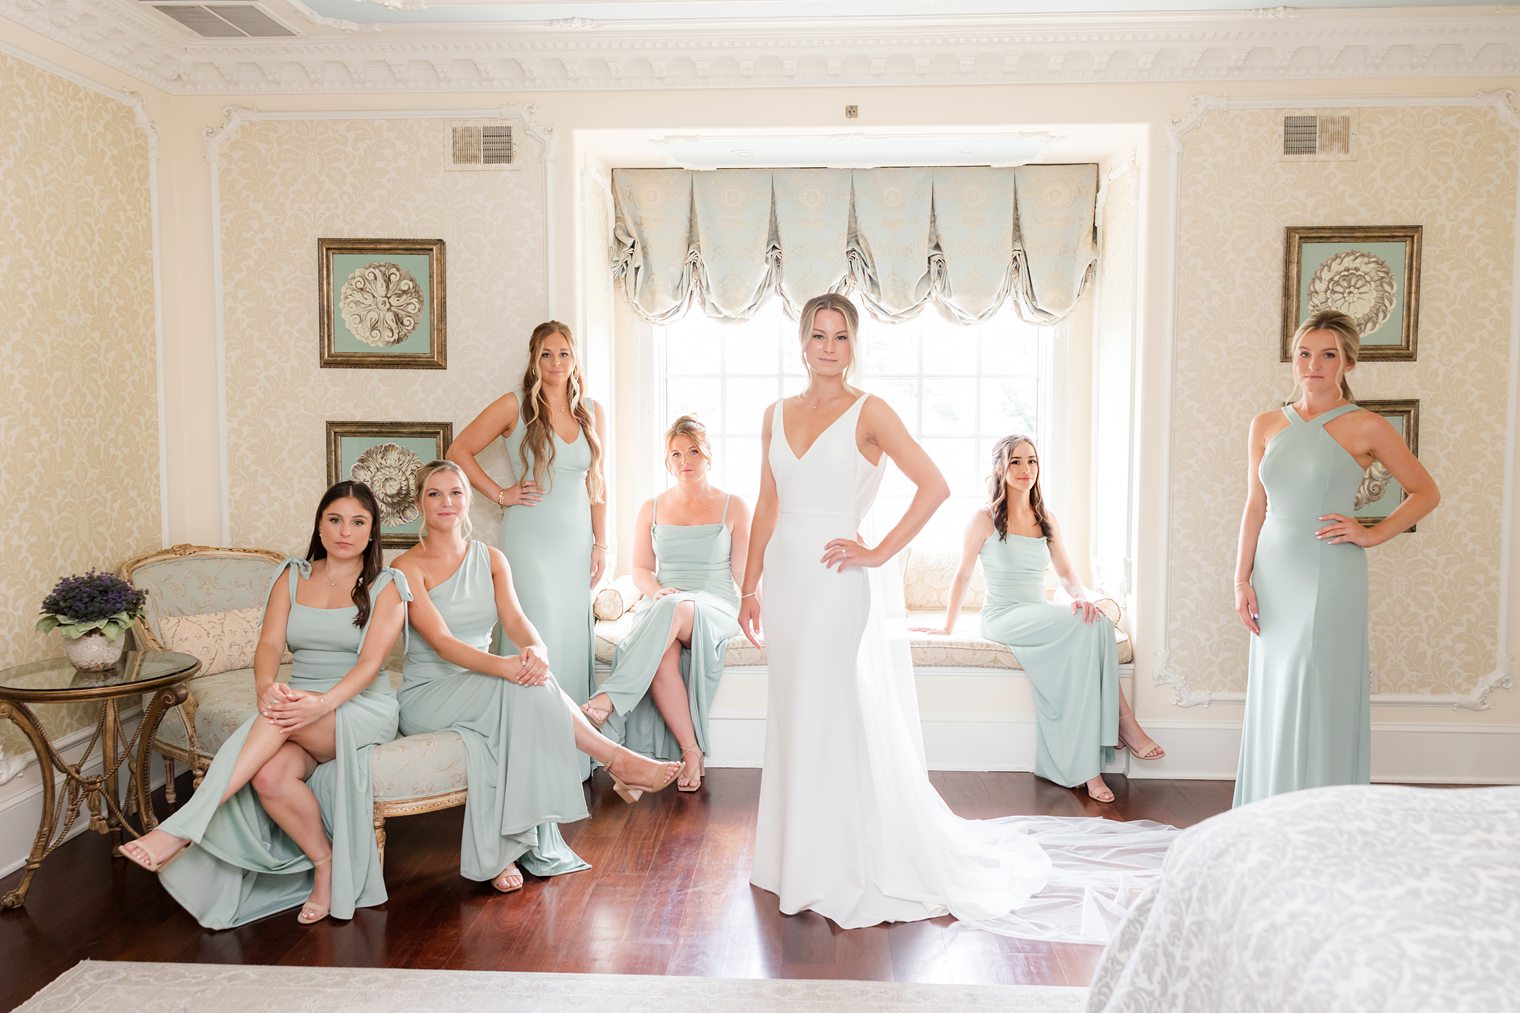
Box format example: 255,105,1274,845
64,632,125,672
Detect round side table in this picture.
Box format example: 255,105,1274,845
0,650,200,909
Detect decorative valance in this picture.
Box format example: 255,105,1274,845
611,165,1097,325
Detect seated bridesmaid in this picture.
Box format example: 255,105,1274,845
121,481,409,928
393,462,680,891
580,416,750,793
915,435,1163,803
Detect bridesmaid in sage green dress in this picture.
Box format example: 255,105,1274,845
917,435,1163,803
121,482,408,928
394,462,680,891
581,416,750,792
449,321,607,780
1232,310,1438,807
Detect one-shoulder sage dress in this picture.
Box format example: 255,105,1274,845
1234,403,1371,807
978,533,1118,788
399,539,589,882
598,495,741,762
500,393,597,778
156,558,408,929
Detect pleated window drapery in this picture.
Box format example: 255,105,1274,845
610,165,1098,325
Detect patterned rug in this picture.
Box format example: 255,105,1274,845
21,960,1090,1011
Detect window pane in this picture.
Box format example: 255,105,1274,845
724,318,783,375
873,378,920,432
922,438,979,497
980,323,1040,376
718,436,763,503
667,376,723,429
920,315,968,376
725,376,780,435
921,378,976,436
665,317,723,374
863,328,919,376
980,377,1039,438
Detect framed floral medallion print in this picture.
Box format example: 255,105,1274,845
1281,226,1421,362
319,238,446,369
325,421,453,547
1352,399,1419,530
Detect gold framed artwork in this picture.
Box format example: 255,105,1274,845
325,421,453,547
1281,225,1421,362
1353,399,1419,530
319,238,446,369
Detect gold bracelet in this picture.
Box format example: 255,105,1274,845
740,591,759,600
1234,580,1251,586
593,541,609,550
496,488,507,507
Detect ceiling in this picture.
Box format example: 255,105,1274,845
290,0,1504,28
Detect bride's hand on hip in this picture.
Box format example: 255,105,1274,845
738,594,764,648
821,538,879,571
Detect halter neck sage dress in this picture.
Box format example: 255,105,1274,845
1234,403,1372,807
399,540,589,882
156,559,409,929
598,494,741,762
500,392,597,779
978,533,1118,788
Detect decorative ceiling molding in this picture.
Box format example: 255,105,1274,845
2,0,1520,94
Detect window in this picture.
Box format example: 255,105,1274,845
657,298,1052,547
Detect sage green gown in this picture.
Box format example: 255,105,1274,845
157,559,408,929
500,393,596,778
599,495,741,762
399,539,589,882
1234,403,1371,807
978,534,1117,788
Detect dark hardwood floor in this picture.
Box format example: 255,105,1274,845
0,770,1234,1009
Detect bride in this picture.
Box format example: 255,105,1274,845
738,293,1175,940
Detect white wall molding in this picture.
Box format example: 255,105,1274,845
1154,90,1520,711
204,103,555,545
1129,718,1520,784
3,3,1520,95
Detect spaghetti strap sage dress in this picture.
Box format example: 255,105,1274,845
500,393,597,778
399,539,589,882
978,533,1118,788
1234,403,1371,807
156,558,408,929
598,495,741,762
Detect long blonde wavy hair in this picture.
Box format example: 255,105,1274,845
1284,308,1360,405
412,459,473,543
988,434,1050,541
518,321,606,503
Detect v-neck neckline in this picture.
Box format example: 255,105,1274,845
782,394,863,462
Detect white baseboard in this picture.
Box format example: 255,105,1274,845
1126,719,1520,785
0,707,169,880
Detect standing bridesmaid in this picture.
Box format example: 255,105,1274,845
120,482,408,928
915,435,1163,803
394,462,679,893
449,321,607,778
581,416,750,793
1232,310,1438,806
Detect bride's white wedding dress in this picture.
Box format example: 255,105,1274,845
750,394,1177,941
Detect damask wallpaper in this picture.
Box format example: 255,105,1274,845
1165,103,1516,700
0,52,161,754
219,117,548,553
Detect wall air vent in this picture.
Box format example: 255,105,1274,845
448,124,517,171
1280,113,1355,161
152,3,296,37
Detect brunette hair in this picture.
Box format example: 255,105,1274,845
1285,308,1360,403
664,415,712,471
797,293,861,383
988,435,1051,541
517,320,606,503
412,460,473,543
305,480,385,628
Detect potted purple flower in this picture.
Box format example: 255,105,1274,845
35,570,149,671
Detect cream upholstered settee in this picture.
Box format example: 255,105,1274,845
121,545,466,864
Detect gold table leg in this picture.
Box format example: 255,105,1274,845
0,700,62,910
132,685,189,832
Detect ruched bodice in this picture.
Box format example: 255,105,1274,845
978,534,1049,606
653,510,738,606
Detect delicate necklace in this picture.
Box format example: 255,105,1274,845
326,562,358,588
